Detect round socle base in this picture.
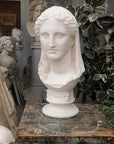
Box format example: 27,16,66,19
42,103,79,118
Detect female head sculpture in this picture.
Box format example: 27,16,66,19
35,6,85,118
35,6,85,89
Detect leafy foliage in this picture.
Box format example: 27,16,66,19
67,0,114,129
101,105,114,129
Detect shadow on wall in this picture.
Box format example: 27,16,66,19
23,56,32,88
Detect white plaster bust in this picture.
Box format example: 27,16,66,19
35,6,85,118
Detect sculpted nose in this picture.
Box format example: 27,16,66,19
48,36,55,48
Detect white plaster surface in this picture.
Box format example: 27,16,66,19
0,126,15,144
35,6,85,118
42,103,79,118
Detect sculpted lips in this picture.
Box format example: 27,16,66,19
48,49,57,53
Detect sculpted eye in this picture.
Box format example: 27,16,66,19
40,32,49,38
55,33,66,38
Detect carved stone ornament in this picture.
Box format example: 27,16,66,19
35,6,85,118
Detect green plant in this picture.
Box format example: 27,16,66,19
67,0,114,129
101,105,114,129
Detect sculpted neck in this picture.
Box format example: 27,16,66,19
49,50,72,74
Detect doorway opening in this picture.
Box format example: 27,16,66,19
0,1,20,36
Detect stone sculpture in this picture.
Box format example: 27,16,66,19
0,66,16,135
35,6,85,118
0,36,15,56
29,0,47,22
12,28,23,47
0,35,24,134
26,0,47,45
0,36,16,81
0,36,16,135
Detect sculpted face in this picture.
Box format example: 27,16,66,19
33,5,46,21
12,29,22,42
40,18,74,62
1,37,14,52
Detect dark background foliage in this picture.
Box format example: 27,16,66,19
67,0,114,129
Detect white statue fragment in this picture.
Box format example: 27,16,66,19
35,6,85,118
0,126,15,144
12,28,23,47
